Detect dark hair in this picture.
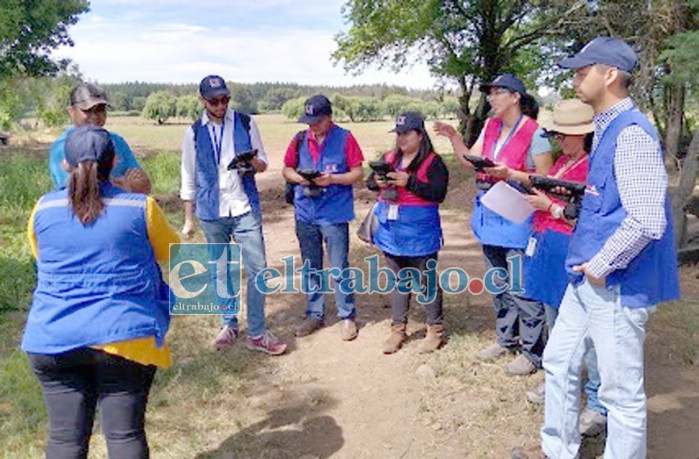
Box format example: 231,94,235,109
584,132,594,153
594,64,633,89
392,129,435,173
520,94,540,120
68,158,113,225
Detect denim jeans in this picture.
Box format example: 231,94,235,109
200,211,268,337
542,280,654,459
545,303,605,415
295,221,355,320
483,245,546,367
28,348,156,459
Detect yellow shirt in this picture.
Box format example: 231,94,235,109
28,196,180,368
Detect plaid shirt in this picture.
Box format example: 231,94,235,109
585,98,668,279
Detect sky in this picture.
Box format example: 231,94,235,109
52,0,438,88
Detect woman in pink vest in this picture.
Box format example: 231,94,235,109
368,112,449,354
434,74,552,376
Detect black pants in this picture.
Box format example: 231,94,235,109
28,348,156,459
384,252,443,325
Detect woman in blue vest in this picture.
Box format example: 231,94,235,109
434,74,552,376
23,126,180,458
368,112,449,354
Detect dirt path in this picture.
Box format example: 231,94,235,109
156,150,699,459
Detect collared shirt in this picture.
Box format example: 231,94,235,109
180,109,268,218
283,123,364,169
585,98,668,279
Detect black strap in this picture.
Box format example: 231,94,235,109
293,130,306,167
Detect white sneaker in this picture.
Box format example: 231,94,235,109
526,382,545,404
579,407,607,437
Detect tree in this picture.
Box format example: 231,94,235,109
259,87,302,112
176,95,201,121
281,96,306,121
0,0,89,78
230,85,257,114
334,0,590,143
142,91,177,124
132,97,147,113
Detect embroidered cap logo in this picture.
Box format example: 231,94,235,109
305,104,315,115
396,116,406,126
209,78,222,88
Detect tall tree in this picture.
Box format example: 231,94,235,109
0,0,89,78
333,0,589,143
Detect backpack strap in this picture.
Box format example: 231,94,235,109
292,130,306,168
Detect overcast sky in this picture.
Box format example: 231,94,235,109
52,0,438,88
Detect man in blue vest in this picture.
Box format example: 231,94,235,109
512,37,680,459
282,94,364,341
180,75,287,356
49,83,151,194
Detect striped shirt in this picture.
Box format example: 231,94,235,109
585,98,668,279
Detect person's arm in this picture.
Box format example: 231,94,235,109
281,136,310,185
313,132,364,187
180,126,198,239
488,128,552,184
405,154,449,203
247,117,268,173
111,134,152,194
27,199,41,259
146,197,181,262
580,126,668,283
433,121,482,169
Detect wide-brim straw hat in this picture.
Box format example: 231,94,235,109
540,99,594,135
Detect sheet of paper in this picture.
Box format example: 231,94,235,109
481,181,535,224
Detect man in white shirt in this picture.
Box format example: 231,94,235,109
180,75,286,356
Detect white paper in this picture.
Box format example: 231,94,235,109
481,181,535,223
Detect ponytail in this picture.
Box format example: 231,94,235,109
69,161,110,224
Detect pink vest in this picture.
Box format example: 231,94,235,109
532,154,589,235
478,117,539,182
379,150,439,207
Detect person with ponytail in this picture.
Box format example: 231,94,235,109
434,73,552,376
23,126,179,458
368,112,449,354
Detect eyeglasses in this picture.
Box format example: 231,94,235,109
79,105,107,115
206,96,230,106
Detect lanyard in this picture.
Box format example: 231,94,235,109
211,119,225,164
553,154,587,179
491,113,523,160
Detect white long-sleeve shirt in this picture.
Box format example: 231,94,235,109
180,109,267,218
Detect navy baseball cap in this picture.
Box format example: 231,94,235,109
559,37,637,72
64,126,115,167
199,75,230,100
390,111,425,134
481,73,527,95
298,94,332,124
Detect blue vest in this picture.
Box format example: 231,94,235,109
373,202,442,256
193,112,261,221
294,125,355,225
472,192,533,249
566,109,680,308
22,185,171,354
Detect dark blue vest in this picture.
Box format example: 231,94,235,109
193,112,261,221
566,109,680,307
294,125,355,225
22,185,171,353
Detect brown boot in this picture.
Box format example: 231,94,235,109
417,324,444,353
382,323,406,354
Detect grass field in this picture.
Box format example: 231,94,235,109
0,114,697,458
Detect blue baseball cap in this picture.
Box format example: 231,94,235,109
199,75,230,100
481,73,527,95
298,94,332,124
559,37,637,72
390,111,425,134
65,126,115,167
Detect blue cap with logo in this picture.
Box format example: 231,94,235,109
298,94,332,124
481,73,528,95
65,126,115,167
559,37,637,72
199,75,230,99
390,111,425,134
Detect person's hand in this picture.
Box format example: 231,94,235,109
524,189,553,211
433,121,458,139
375,176,390,188
117,168,152,194
386,170,409,188
312,173,334,187
181,219,196,240
483,163,511,179
573,262,606,287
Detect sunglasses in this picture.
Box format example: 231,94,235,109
206,96,230,106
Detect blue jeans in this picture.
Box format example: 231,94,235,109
200,212,268,337
542,280,655,459
545,303,605,415
295,221,355,320
483,245,546,367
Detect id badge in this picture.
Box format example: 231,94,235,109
388,204,399,221
525,236,537,257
